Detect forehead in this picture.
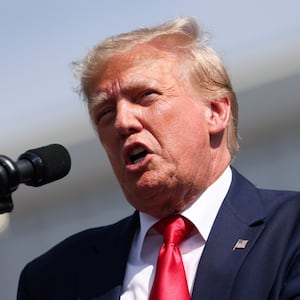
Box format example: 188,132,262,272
94,44,179,89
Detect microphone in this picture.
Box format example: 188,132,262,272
0,144,71,213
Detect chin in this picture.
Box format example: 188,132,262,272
148,205,182,219
137,195,188,219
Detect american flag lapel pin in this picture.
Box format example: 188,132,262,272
232,239,249,250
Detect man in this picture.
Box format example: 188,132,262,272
17,17,300,299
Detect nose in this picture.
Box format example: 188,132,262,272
114,99,143,137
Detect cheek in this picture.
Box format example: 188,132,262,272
97,131,121,168
166,112,209,158
97,126,117,152
104,148,125,184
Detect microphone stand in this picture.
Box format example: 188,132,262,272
0,194,13,214
0,155,18,214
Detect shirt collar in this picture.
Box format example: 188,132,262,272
181,166,232,241
136,166,232,257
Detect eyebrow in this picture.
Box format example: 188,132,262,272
89,91,110,111
88,76,160,111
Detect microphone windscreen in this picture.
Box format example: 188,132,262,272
19,144,71,187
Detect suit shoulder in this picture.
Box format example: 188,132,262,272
23,213,137,273
228,168,300,225
54,214,134,247
18,213,139,298
231,167,300,212
257,188,300,216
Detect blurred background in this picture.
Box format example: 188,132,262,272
0,0,299,298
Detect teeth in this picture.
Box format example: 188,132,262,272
133,157,144,164
131,146,145,156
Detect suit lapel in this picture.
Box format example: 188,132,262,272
192,168,266,300
77,211,140,300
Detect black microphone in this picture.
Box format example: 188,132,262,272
0,144,71,192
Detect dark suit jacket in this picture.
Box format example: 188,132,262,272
17,168,300,299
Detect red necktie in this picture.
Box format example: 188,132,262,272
149,215,193,300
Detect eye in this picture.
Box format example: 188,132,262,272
136,90,159,105
142,90,156,97
93,106,115,125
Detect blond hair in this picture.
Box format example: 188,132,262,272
73,17,239,156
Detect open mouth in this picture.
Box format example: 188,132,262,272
128,146,149,165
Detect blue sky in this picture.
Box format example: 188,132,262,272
1,0,300,155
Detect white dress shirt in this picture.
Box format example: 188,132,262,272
121,167,232,299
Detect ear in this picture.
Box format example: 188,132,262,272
206,97,231,135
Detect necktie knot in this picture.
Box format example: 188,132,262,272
149,215,193,300
154,215,193,246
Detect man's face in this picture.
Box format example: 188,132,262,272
89,45,223,218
